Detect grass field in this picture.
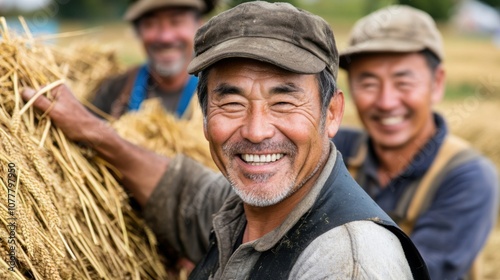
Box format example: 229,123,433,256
40,0,500,278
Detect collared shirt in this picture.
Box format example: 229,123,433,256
333,113,499,280
143,143,413,279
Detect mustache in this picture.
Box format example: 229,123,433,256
222,139,297,157
369,109,409,118
148,42,185,51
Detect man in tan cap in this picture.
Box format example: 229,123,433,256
23,2,429,278
92,0,216,119
334,5,498,279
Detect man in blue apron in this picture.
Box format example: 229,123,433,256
92,0,217,119
334,5,498,279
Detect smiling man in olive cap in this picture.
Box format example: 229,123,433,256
23,1,429,278
334,5,498,280
92,0,216,119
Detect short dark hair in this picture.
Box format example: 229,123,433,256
196,67,337,122
419,49,441,74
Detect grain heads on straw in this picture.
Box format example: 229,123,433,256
0,18,167,279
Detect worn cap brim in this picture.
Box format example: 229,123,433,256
339,38,430,69
124,0,206,21
188,37,326,75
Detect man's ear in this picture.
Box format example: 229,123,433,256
203,119,209,141
326,89,345,138
431,65,446,104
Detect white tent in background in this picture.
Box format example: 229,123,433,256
0,0,58,36
0,0,50,12
453,0,500,34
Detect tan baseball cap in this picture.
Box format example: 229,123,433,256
339,5,443,69
187,1,339,80
124,0,213,22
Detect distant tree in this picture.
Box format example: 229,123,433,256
364,0,394,14
397,0,455,21
478,0,500,8
55,0,128,20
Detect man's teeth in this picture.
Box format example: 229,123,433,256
380,116,404,125
242,154,284,164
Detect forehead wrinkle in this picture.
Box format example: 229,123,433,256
355,71,378,81
392,69,415,78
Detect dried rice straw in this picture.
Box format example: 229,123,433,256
0,18,167,279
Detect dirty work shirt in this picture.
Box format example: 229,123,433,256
143,144,413,279
333,113,499,280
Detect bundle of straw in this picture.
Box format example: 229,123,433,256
112,98,218,171
52,41,123,103
437,100,500,172
0,18,167,279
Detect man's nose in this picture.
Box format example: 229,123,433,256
375,84,400,110
240,106,275,143
156,24,177,43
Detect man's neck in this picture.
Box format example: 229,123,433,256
241,143,332,243
242,178,317,243
150,69,190,93
374,118,437,187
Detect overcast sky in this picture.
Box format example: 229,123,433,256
0,0,50,11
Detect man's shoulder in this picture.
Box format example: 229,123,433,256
437,146,498,194
320,220,404,250
422,135,498,221
290,220,413,279
436,134,497,188
332,126,367,159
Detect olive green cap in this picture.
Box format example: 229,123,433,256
340,5,444,69
188,1,339,80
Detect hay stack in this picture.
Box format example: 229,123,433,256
438,101,500,171
112,98,218,172
52,41,124,103
0,18,167,279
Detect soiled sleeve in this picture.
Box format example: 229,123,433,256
142,155,234,263
289,220,413,280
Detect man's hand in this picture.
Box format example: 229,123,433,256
22,84,107,147
21,84,169,206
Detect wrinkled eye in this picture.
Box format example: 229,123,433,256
272,101,296,112
139,17,158,31
221,102,245,112
360,82,378,91
171,14,191,27
274,102,293,107
223,102,243,107
395,81,413,92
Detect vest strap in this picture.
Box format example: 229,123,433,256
127,64,149,111
127,65,199,118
